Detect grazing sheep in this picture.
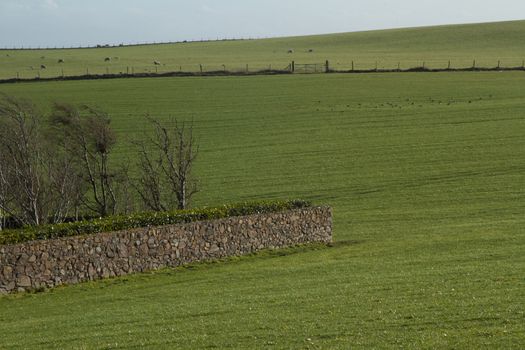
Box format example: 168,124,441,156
104,57,111,62
58,59,64,63
287,49,294,54
40,64,46,69
308,49,314,53
154,60,161,65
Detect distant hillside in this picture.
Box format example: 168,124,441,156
1,20,524,79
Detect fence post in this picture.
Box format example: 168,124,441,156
448,60,451,70
155,66,158,73
291,61,295,73
472,60,476,69
351,61,354,71
325,60,330,73
397,62,400,71
200,64,203,73
497,60,500,69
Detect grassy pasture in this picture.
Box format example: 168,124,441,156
0,72,524,348
1,20,525,79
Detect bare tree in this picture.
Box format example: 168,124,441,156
50,103,120,217
113,161,135,215
0,94,81,226
134,140,167,212
47,135,86,222
135,116,198,211
0,149,15,229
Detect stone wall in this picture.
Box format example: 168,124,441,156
0,207,331,293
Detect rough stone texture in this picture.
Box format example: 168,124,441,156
0,207,331,293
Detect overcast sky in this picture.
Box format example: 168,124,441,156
1,0,525,47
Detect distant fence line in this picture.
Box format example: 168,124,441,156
1,60,524,84
0,38,260,51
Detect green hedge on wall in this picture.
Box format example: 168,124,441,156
0,200,311,245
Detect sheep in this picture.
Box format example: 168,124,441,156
40,64,46,69
153,60,161,65
308,49,314,53
58,59,64,63
104,57,111,62
287,49,294,54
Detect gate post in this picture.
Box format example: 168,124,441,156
325,60,330,73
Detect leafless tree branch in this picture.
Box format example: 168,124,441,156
134,116,199,211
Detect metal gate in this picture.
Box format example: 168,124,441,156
290,61,329,74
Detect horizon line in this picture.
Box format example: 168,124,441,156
1,18,524,51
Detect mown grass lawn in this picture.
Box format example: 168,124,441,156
0,72,524,348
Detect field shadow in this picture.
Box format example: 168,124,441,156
2,240,363,297
170,239,362,273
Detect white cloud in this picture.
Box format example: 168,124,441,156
201,4,215,13
43,0,59,9
127,7,145,15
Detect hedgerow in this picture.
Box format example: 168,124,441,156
0,200,311,245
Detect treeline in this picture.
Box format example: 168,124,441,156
0,94,198,230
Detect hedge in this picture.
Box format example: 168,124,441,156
0,200,311,245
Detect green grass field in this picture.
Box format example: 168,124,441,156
0,71,524,348
1,20,525,79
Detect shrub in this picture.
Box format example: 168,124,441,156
0,200,311,245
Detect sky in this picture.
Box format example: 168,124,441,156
1,0,525,48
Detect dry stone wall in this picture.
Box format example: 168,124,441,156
0,207,331,293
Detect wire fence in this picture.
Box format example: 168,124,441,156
3,63,292,81
2,59,525,83
329,59,525,72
